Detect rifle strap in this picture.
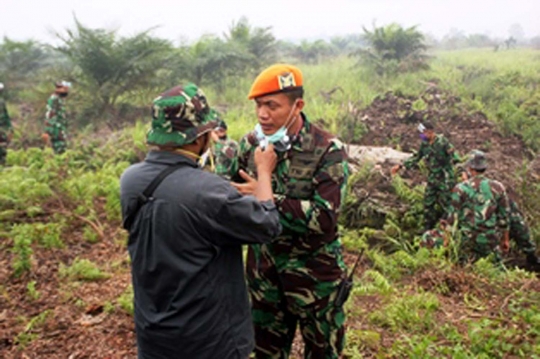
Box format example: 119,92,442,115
347,249,365,281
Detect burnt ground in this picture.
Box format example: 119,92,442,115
1,86,539,358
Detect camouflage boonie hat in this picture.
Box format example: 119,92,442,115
467,149,488,170
147,83,219,147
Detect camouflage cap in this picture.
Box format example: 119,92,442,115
147,83,219,147
466,149,488,170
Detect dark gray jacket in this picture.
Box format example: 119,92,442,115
120,151,281,359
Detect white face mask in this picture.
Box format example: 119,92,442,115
255,99,299,152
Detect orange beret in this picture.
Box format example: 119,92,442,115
248,64,303,99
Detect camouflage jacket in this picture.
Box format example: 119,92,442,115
404,134,460,184
446,175,510,249
213,136,239,180
237,114,349,306
45,94,67,128
0,98,12,132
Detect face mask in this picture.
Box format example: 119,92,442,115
419,133,428,141
254,99,298,152
59,93,68,98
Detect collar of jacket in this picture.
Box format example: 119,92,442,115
290,112,313,153
145,150,199,167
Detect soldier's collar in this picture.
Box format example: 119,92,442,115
291,113,312,152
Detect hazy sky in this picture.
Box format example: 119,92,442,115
1,0,539,44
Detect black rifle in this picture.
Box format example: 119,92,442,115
334,249,365,307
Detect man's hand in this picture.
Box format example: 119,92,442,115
254,144,277,176
391,164,402,176
210,130,220,143
500,231,510,253
231,170,257,195
41,132,50,145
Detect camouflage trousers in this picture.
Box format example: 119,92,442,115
421,228,502,263
424,180,454,230
45,124,67,154
250,288,345,359
510,212,537,255
0,131,9,165
0,143,7,165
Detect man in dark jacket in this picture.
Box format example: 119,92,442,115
120,83,282,359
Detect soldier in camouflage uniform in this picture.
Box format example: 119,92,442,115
0,83,13,165
421,172,540,266
211,119,239,180
392,122,460,230
444,150,510,262
43,81,71,154
231,64,349,359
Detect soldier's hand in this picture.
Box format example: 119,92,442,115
254,143,277,176
231,170,257,196
500,239,510,253
210,130,220,143
500,232,510,253
391,164,402,176
41,133,50,145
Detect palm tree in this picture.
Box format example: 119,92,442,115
354,23,429,75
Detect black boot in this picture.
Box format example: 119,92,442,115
526,252,540,265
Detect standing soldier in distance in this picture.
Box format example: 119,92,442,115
0,83,13,165
43,81,71,154
392,122,460,230
231,64,349,359
211,119,239,180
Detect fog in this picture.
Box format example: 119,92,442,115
1,0,539,43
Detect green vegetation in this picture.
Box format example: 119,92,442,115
59,258,110,281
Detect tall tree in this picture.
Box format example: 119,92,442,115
354,23,429,75
225,17,277,72
0,38,50,93
56,19,172,125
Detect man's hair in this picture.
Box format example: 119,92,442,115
283,88,304,105
423,122,434,130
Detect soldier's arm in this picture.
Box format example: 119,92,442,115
446,140,461,164
203,181,282,246
2,104,12,131
230,136,256,183
496,186,511,232
275,140,348,236
403,142,426,170
46,97,58,121
497,188,511,251
444,186,462,227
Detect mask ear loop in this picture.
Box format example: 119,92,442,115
280,99,300,149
